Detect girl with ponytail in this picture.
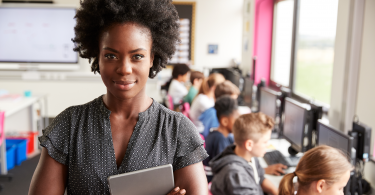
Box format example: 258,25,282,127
279,145,353,195
189,73,225,133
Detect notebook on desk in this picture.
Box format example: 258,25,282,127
108,164,174,195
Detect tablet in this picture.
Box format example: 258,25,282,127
108,164,175,195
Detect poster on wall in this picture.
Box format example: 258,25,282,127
169,18,190,64
169,2,195,65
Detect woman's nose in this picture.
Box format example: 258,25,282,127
116,59,132,75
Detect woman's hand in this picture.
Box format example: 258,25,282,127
167,187,186,195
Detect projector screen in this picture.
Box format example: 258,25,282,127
0,7,78,63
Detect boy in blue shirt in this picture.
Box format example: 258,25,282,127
203,95,239,182
199,80,240,138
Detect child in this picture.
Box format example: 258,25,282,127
168,64,190,105
214,80,240,100
210,113,278,195
189,73,225,133
199,80,240,138
203,95,239,183
278,145,352,195
183,71,204,105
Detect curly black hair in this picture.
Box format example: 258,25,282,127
72,0,180,78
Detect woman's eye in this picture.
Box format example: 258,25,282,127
133,54,144,60
105,54,117,59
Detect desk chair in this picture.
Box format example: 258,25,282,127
0,111,13,191
166,95,174,110
180,102,190,119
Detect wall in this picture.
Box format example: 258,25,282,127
241,0,255,77
328,0,353,131
173,0,243,69
0,0,244,116
252,0,273,85
356,0,375,189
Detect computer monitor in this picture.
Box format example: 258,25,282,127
0,6,78,70
210,68,242,88
317,120,353,158
352,121,372,162
259,88,280,120
283,98,312,153
240,77,253,107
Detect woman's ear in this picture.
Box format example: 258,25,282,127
316,179,326,193
150,53,155,68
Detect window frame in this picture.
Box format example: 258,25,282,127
269,0,294,90
269,0,331,111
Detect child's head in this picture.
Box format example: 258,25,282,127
233,112,274,157
279,145,352,195
214,80,240,99
172,64,190,82
214,95,240,133
198,73,225,95
190,71,204,88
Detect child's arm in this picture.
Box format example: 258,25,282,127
261,178,278,195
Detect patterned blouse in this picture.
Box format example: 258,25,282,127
39,96,208,195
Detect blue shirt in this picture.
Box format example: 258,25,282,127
199,107,219,138
203,130,234,167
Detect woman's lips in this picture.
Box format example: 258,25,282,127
113,80,136,90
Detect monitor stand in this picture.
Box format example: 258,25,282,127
271,130,279,139
285,146,301,167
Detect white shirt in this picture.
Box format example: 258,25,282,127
249,157,260,184
189,94,214,133
168,79,188,105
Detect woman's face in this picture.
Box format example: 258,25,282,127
98,23,154,100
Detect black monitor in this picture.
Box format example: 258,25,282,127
259,88,280,120
210,68,242,88
317,120,353,158
240,77,253,107
351,121,372,162
283,98,312,153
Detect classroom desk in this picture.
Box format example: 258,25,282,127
0,95,47,174
259,139,302,188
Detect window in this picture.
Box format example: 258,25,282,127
294,0,339,104
270,0,294,87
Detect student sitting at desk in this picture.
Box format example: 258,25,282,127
183,71,204,105
210,113,278,195
278,145,352,195
168,64,190,106
29,0,208,195
203,95,239,183
189,73,225,133
199,80,240,138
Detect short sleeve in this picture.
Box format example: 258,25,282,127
39,107,72,165
173,114,208,171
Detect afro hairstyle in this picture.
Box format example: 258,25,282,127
72,0,180,78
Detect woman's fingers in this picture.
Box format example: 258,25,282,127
167,187,186,195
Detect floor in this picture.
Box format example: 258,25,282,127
0,154,40,195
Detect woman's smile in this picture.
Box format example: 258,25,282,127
113,80,137,90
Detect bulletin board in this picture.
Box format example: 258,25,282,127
170,2,196,65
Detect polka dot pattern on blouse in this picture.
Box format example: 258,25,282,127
39,95,208,195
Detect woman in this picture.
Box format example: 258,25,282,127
29,0,208,194
189,73,225,133
278,145,352,195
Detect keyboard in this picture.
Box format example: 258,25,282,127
263,150,300,167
